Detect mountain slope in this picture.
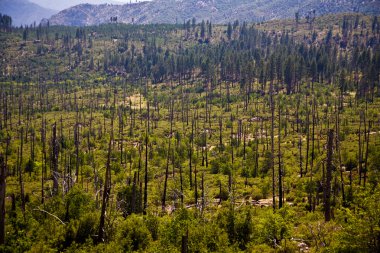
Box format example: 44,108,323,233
49,0,380,26
0,0,57,26
28,0,124,12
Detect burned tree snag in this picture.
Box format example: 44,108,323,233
51,123,59,195
278,97,283,209
98,113,114,243
0,154,6,245
324,129,334,222
270,81,276,211
74,122,80,183
162,137,171,211
143,130,148,214
41,117,46,204
19,128,26,218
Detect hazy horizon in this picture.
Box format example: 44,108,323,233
28,0,150,11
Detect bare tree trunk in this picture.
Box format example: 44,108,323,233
74,122,80,183
98,113,114,243
41,117,46,204
254,129,259,178
219,117,223,152
358,111,363,185
324,129,334,222
162,137,171,211
364,120,370,187
52,123,59,195
299,135,303,177
19,128,26,218
180,164,184,207
270,83,276,211
143,130,148,214
194,148,198,208
189,119,194,189
201,172,205,212
181,229,188,253
204,130,208,169
278,97,283,209
0,154,6,245
131,172,137,214
305,94,310,176
336,109,346,206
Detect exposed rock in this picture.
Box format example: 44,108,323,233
49,0,380,26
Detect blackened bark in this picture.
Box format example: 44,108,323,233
270,83,276,211
325,129,334,222
98,114,114,243
0,154,6,245
19,129,25,218
143,131,148,214
52,123,59,195
278,98,282,209
179,164,184,206
41,117,46,204
181,229,188,253
162,137,171,211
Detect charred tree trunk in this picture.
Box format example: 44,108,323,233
179,163,184,207
74,122,80,183
201,171,205,213
0,154,6,245
194,148,198,208
52,123,59,195
305,94,310,176
19,128,26,218
299,135,303,177
41,117,46,204
358,112,363,186
219,117,223,152
189,120,194,189
162,137,171,211
181,229,188,253
278,98,283,209
324,129,334,222
336,109,346,207
98,112,113,243
364,120,370,187
143,131,148,214
270,84,276,211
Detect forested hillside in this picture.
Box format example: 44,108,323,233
0,14,380,252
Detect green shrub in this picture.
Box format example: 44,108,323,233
117,214,152,252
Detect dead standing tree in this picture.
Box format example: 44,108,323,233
143,128,148,214
19,128,26,218
98,111,114,243
324,129,334,222
0,136,9,245
0,154,6,245
51,123,59,195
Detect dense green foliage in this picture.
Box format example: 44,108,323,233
0,14,380,252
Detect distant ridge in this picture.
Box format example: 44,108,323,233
28,0,124,12
48,0,380,26
0,0,56,26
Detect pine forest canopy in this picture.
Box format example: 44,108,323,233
0,12,380,252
